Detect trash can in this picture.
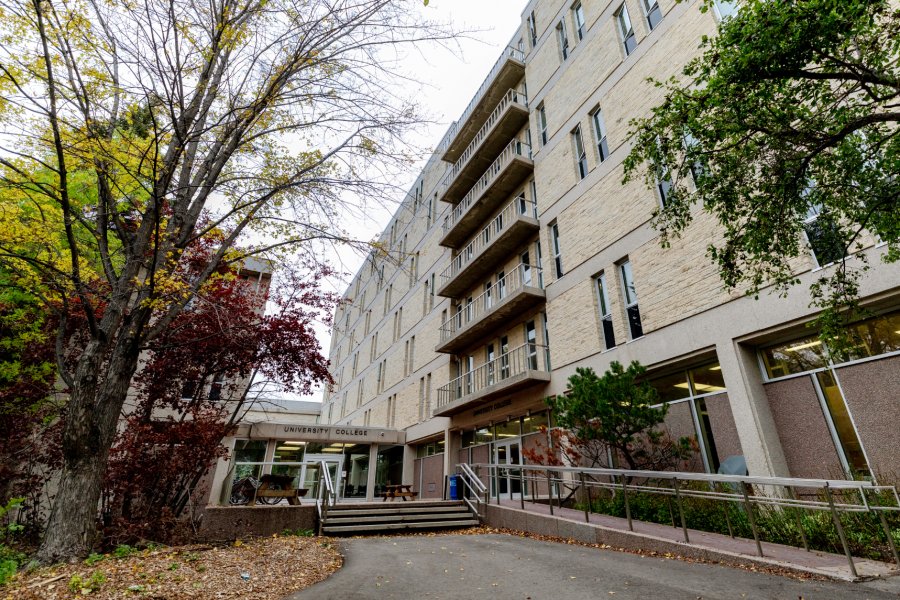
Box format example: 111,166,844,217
448,474,459,500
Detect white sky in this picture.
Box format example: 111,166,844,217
265,1,530,403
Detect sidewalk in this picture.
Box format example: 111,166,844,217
486,497,900,582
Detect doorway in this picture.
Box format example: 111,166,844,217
493,438,523,499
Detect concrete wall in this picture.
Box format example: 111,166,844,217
198,506,317,542
764,376,845,479
835,355,900,481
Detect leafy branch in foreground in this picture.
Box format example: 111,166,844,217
624,0,900,353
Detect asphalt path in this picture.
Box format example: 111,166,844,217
285,533,900,600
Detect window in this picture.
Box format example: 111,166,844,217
521,251,532,286
499,336,510,379
615,4,636,56
352,352,359,377
713,0,740,21
429,273,436,311
495,270,506,300
537,104,548,147
595,273,616,349
803,204,846,267
527,11,538,47
525,321,538,370
556,19,569,60
549,222,563,277
656,169,672,206
370,331,378,361
572,2,585,40
572,124,587,179
642,0,662,30
591,108,609,162
619,259,643,338
486,343,496,385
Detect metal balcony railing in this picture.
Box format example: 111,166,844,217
436,342,550,410
441,88,527,185
439,46,526,153
439,263,543,343
440,197,538,287
441,136,531,216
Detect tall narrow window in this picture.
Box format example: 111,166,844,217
713,0,740,21
572,2,585,40
549,222,563,278
496,271,506,300
804,204,846,267
525,321,538,370
619,260,643,339
595,273,616,349
572,124,587,179
429,273,436,311
536,241,544,287
500,336,510,379
527,11,538,47
591,108,609,162
556,19,569,60
537,104,548,146
521,251,532,287
486,344,496,385
615,4,636,56
642,0,662,30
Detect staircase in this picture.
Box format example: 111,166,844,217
320,500,479,535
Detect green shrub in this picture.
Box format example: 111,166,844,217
113,544,138,559
68,571,106,594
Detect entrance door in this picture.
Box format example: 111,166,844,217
302,455,343,500
493,439,523,500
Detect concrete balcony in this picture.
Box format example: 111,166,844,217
438,197,539,298
436,264,545,355
435,343,551,417
439,46,526,164
436,88,529,205
439,139,533,248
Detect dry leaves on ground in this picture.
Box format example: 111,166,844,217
3,535,341,600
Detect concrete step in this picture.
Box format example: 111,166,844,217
326,505,470,517
329,500,465,510
325,512,474,525
322,519,479,534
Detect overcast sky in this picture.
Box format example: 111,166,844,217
264,1,530,403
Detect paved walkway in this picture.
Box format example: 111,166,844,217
285,533,900,600
492,497,899,581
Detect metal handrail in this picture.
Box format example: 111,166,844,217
439,46,526,153
441,195,537,279
439,263,543,342
436,343,549,410
469,462,900,576
317,459,336,534
459,462,487,494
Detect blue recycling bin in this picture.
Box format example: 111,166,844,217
449,474,459,500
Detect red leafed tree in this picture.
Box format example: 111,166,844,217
101,260,334,546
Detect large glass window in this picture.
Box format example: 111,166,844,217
522,411,550,435
648,362,727,471
495,419,521,440
233,439,267,479
537,104,548,146
761,335,829,379
550,222,563,278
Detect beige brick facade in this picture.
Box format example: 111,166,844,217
321,0,900,486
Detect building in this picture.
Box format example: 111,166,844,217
215,0,900,505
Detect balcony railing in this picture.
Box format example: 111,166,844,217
440,196,537,286
439,46,526,154
440,88,527,189
439,263,543,343
441,136,531,219
436,343,550,413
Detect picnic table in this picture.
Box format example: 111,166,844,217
382,484,416,501
253,474,308,505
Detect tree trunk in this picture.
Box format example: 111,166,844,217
37,323,143,563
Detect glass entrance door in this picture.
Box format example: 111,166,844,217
493,439,523,499
302,455,343,500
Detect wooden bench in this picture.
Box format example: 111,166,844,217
382,484,416,501
253,474,308,505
